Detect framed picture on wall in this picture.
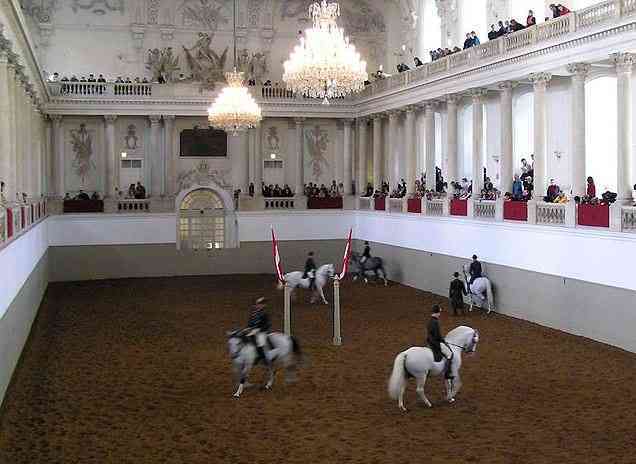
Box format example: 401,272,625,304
179,126,227,157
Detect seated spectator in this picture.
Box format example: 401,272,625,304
488,24,498,41
512,174,524,200
134,182,146,199
75,190,90,200
510,19,525,32
527,10,537,27
586,176,596,198
545,179,560,202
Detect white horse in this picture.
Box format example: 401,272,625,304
227,330,302,398
388,326,479,411
462,264,494,314
278,263,335,305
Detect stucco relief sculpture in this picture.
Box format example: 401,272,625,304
71,0,124,15
304,125,330,182
179,0,228,30
177,161,232,192
70,124,95,185
20,0,58,23
183,32,228,88
146,47,181,83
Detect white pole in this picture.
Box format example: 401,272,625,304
332,277,342,346
284,282,292,336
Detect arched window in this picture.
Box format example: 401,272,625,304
513,92,534,175
178,188,229,251
586,76,618,192
460,0,487,45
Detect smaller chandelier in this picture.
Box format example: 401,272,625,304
283,0,368,104
207,69,262,135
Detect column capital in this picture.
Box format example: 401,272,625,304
498,81,518,92
294,117,306,126
470,88,488,102
566,63,591,78
612,52,634,74
529,72,552,87
149,115,162,125
104,115,118,124
162,114,176,121
443,94,462,105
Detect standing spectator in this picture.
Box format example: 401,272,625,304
527,10,537,27
449,272,467,316
586,176,596,198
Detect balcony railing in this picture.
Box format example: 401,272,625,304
357,0,634,100
0,199,47,250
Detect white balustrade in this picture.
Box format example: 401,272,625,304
576,1,619,30
621,206,636,231
264,197,297,210
426,199,444,216
118,199,150,212
474,200,496,219
536,202,567,225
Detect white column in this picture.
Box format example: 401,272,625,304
471,89,487,195
499,81,516,193
104,115,117,197
567,63,590,197
613,53,634,202
387,111,399,189
294,118,305,195
149,115,162,197
52,115,65,197
163,115,176,196
0,50,11,198
405,107,416,195
445,95,460,184
424,103,437,190
529,72,551,199
357,118,368,194
372,115,382,189
254,124,262,196
343,119,353,195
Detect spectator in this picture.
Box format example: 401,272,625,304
586,176,596,198
527,10,537,27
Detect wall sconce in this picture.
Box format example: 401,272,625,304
554,150,563,160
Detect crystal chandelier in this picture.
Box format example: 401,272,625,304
283,1,368,104
207,0,262,134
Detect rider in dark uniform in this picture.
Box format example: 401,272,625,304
303,251,317,290
361,241,371,265
246,297,272,368
469,254,482,286
427,304,453,379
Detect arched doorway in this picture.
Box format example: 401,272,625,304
176,185,238,251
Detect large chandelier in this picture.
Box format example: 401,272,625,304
283,1,368,104
207,0,262,134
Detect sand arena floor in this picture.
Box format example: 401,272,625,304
0,275,635,464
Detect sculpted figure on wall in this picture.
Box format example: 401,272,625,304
146,47,181,83
183,32,228,88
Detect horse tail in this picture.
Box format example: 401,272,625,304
388,352,408,400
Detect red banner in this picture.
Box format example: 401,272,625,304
271,228,285,283
338,229,352,280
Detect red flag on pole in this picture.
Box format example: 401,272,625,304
338,228,353,280
272,228,285,283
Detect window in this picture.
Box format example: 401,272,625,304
179,189,226,251
586,76,617,192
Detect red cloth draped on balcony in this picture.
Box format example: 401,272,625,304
578,203,609,228
307,197,343,209
450,199,467,216
374,197,386,211
407,198,422,213
504,201,528,221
